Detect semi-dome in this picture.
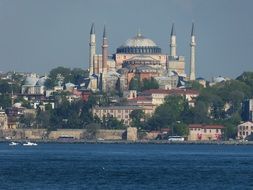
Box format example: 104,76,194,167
24,77,39,86
117,32,161,54
36,76,47,86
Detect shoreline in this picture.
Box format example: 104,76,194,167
1,139,252,145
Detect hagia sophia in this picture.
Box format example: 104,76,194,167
87,23,196,93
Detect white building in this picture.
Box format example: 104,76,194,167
140,88,199,107
237,121,253,140
21,76,47,95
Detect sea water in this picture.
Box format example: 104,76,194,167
0,143,253,190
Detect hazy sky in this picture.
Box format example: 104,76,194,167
0,0,252,79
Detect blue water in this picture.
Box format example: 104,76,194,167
0,143,253,190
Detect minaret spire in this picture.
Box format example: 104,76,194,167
171,23,176,36
191,22,195,36
90,23,95,34
170,23,177,57
190,23,196,81
101,25,109,92
103,25,106,38
89,23,96,75
102,25,108,73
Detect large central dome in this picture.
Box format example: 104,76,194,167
117,32,161,54
124,33,157,47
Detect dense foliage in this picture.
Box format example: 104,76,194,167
129,77,159,92
141,72,253,139
33,93,125,130
2,69,253,140
0,73,23,109
44,67,89,89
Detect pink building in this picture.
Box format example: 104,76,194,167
188,124,224,141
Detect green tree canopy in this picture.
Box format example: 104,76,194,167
129,77,159,92
130,109,145,129
145,95,186,131
141,77,159,91
44,67,88,89
129,77,141,91
101,115,126,129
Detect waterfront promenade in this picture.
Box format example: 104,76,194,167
1,139,252,145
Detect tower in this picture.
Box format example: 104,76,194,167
190,23,196,80
89,23,96,75
101,25,109,92
102,25,108,73
170,23,176,57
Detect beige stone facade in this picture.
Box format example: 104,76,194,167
0,129,126,140
0,110,8,129
167,56,185,75
141,89,199,107
0,129,47,140
115,53,167,70
188,124,224,141
237,121,253,140
48,129,85,140
92,105,152,126
127,127,137,141
48,129,125,140
87,24,189,92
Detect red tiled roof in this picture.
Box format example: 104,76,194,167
128,96,152,103
204,125,224,129
141,88,199,96
189,124,224,129
189,124,203,128
161,128,171,132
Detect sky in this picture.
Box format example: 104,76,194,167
0,0,252,80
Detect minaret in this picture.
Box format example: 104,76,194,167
89,23,96,75
190,23,196,80
170,23,176,57
102,25,108,73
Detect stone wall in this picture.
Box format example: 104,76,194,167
139,131,160,140
127,127,137,141
48,129,125,140
0,128,132,141
0,129,47,140
97,130,125,140
48,129,86,140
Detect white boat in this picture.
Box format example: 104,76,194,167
9,142,19,146
168,136,185,142
23,142,38,146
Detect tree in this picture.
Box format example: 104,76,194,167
86,123,100,139
19,113,36,128
44,67,88,89
71,68,89,85
188,80,204,91
101,115,126,129
129,77,159,92
36,111,51,129
130,109,145,129
98,93,110,106
0,94,11,108
236,72,253,96
14,97,31,108
141,77,159,91
172,123,189,136
190,101,210,124
145,95,186,130
129,77,141,91
0,80,11,94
